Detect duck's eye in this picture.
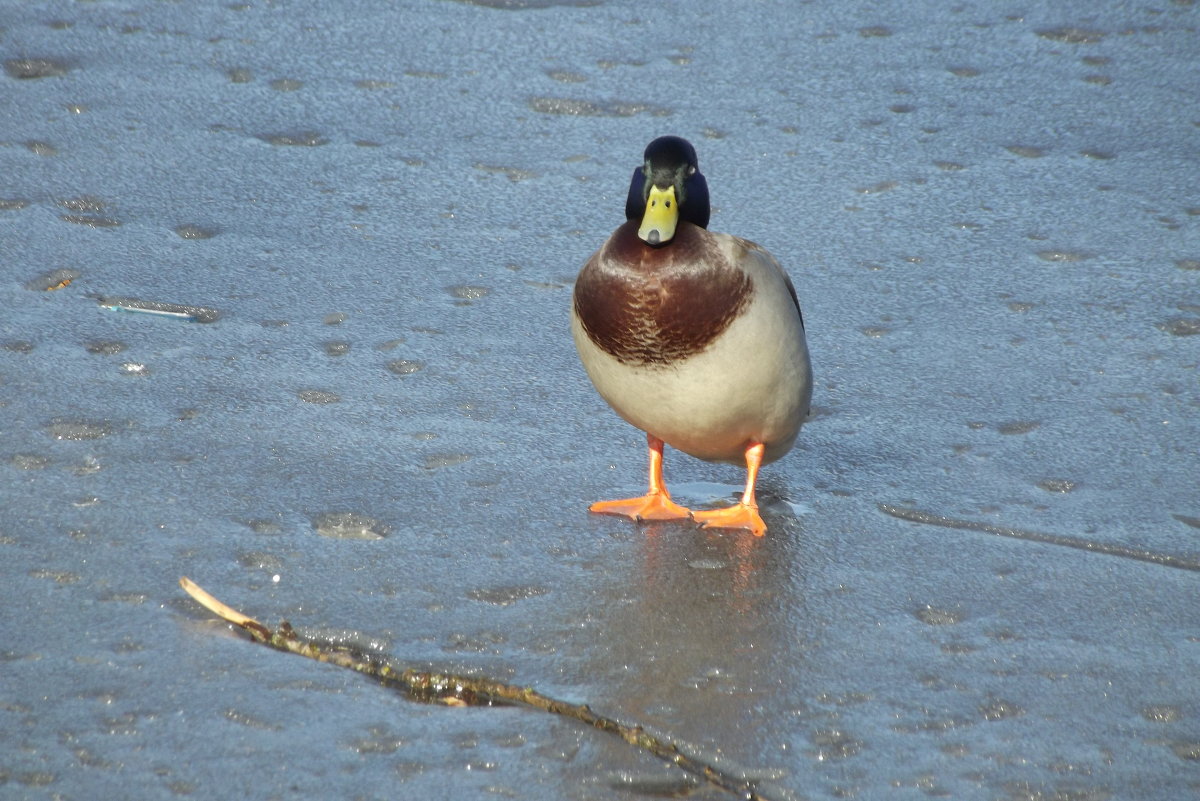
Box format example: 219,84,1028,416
687,166,696,176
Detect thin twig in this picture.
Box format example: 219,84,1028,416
179,577,782,801
879,505,1200,572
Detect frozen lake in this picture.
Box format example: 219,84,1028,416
2,0,1198,798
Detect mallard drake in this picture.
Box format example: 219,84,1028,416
571,135,812,537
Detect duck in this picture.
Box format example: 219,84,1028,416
571,135,812,537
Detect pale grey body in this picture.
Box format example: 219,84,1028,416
571,232,812,466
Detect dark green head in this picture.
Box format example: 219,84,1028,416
624,136,710,245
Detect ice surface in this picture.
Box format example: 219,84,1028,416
2,0,1198,799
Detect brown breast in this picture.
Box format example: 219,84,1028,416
573,221,753,367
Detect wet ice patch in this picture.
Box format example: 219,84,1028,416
46,419,113,440
174,224,218,239
30,569,81,584
1036,27,1106,44
71,456,102,476
443,630,507,653
856,180,899,195
527,97,671,117
85,341,125,355
237,551,284,572
10,453,51,470
1036,249,1091,262
297,389,340,404
1157,318,1200,337
386,359,425,375
546,69,587,83
4,57,70,79
57,196,106,213
466,585,550,606
348,725,409,754
311,512,389,540
979,698,1025,721
55,195,120,226
1142,705,1181,723
447,285,492,303
224,708,282,731
60,213,121,227
238,518,283,535
1006,145,1047,159
257,131,329,147
1171,743,1200,761
98,590,149,605
996,421,1040,435
809,728,863,762
422,453,471,470
25,140,57,156
605,774,699,796
914,605,964,626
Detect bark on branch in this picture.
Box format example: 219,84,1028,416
179,577,785,801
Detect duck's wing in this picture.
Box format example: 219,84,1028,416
731,236,805,331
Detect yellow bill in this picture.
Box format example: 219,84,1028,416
638,185,679,245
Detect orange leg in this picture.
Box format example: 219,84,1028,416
692,442,768,537
589,434,693,522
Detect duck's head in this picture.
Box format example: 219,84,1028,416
625,135,710,246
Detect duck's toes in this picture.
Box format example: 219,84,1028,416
693,503,767,537
589,492,693,522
